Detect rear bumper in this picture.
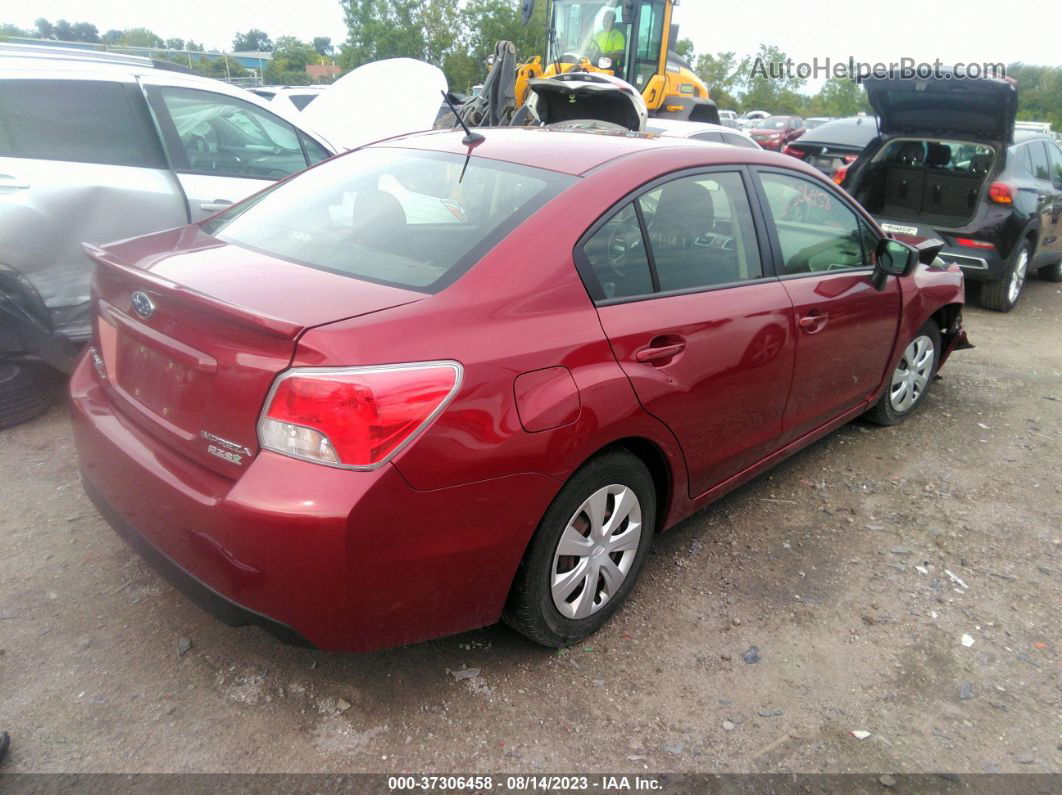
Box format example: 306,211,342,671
70,353,559,652
82,475,312,647
936,247,1005,282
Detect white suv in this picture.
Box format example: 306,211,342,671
0,44,338,426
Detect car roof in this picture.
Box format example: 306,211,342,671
1013,129,1055,144
376,127,801,177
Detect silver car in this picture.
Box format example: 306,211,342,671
0,45,342,426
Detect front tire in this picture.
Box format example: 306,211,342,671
865,321,941,426
503,450,656,647
981,241,1031,312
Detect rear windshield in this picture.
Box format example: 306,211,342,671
204,148,576,292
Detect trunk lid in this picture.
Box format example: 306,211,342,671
86,225,423,477
861,69,1017,143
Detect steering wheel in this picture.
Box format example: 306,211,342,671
604,216,645,287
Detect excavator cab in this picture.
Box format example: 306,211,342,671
515,0,717,122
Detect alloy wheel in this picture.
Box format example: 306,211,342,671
889,334,935,413
1008,248,1029,305
551,484,642,619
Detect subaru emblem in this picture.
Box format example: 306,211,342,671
131,291,155,319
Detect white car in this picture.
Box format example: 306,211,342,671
645,119,761,149
248,84,328,115
0,45,448,425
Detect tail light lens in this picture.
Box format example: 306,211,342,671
782,145,805,158
988,182,1013,204
832,163,849,185
258,362,462,469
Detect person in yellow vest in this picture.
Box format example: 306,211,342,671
590,10,626,69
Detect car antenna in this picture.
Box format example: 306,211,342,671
440,90,485,146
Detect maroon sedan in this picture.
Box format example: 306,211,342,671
71,129,969,652
750,116,806,151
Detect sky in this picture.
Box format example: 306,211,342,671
11,0,1060,85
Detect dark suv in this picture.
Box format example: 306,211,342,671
842,70,1062,311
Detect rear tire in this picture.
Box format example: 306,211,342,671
981,241,1031,312
503,450,656,647
1037,260,1062,282
0,360,55,429
865,321,941,426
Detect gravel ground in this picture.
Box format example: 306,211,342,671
0,279,1059,775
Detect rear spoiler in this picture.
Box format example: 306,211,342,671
83,244,304,340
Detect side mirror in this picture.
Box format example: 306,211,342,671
621,0,636,25
521,0,535,25
873,238,917,289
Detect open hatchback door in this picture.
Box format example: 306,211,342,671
859,68,1017,143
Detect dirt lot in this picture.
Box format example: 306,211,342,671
0,279,1059,775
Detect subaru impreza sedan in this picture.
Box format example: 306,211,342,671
71,128,969,651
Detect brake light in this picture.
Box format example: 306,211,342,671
258,362,462,469
988,182,1013,204
954,237,995,250
832,163,849,185
782,145,805,158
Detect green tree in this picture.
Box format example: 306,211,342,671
233,29,273,52
120,28,165,48
0,23,30,37
265,36,318,84
69,22,100,43
35,18,54,38
101,29,122,44
1009,62,1062,129
191,56,249,79
805,76,871,117
693,51,749,111
740,44,806,114
53,19,73,40
164,37,185,51
673,37,694,62
312,36,334,56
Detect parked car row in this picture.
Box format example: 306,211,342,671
3,46,1055,655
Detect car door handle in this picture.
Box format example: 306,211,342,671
798,310,828,332
635,341,685,363
200,199,234,212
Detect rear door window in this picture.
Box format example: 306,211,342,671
638,172,762,291
152,86,310,179
581,203,655,299
0,79,163,167
1047,144,1062,184
1029,141,1051,181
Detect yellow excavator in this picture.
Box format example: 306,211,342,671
511,0,717,122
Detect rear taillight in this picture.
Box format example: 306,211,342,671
988,182,1013,204
782,145,805,158
832,164,849,185
258,362,462,469
954,237,995,250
